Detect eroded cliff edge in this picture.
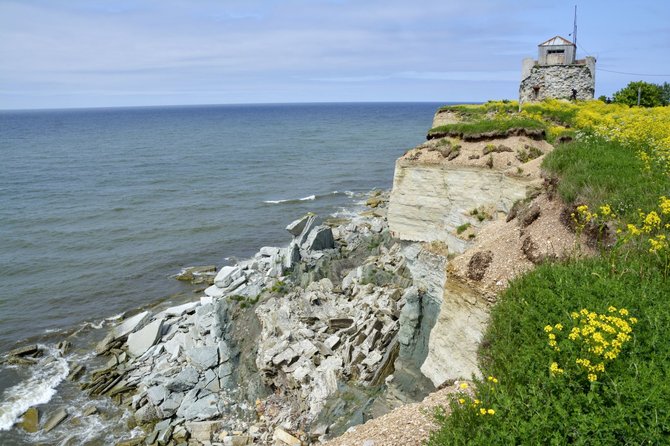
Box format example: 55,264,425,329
325,108,592,446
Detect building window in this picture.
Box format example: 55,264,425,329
547,50,565,54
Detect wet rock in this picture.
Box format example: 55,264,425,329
82,406,98,416
67,364,86,381
127,318,164,357
43,407,68,433
176,265,216,282
97,311,150,354
8,344,40,357
18,407,39,433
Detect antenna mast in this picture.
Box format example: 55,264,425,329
572,5,577,46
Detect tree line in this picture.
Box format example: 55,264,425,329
599,81,670,107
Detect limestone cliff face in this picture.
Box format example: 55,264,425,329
387,161,530,254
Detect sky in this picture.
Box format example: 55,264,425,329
1,0,669,109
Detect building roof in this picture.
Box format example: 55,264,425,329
538,35,574,47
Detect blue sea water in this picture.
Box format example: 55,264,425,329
0,103,442,440
0,103,439,351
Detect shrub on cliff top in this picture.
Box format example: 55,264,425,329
428,254,670,445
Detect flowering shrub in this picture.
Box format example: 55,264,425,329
546,308,637,383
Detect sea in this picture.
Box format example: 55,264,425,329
0,102,442,444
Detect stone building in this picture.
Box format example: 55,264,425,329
519,35,595,103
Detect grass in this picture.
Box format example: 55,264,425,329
456,222,471,234
429,254,670,445
429,117,545,137
428,99,670,445
542,136,667,221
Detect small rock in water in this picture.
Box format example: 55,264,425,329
8,344,40,358
43,407,68,433
18,407,39,433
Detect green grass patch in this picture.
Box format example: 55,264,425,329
429,116,545,137
428,254,670,445
542,136,667,221
456,222,471,234
523,103,578,126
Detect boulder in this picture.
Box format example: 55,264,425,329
113,311,151,339
127,318,164,357
286,214,315,237
302,226,335,251
96,311,150,354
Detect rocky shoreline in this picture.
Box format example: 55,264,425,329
8,191,451,445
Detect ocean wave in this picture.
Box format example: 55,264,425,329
0,346,69,431
263,190,357,205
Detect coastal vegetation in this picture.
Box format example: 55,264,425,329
428,99,670,444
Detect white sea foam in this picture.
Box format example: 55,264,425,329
0,346,69,431
263,194,316,204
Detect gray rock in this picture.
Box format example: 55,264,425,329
127,318,163,357
218,341,232,363
95,311,150,354
259,246,281,257
166,366,200,392
302,225,335,251
214,266,240,288
114,311,151,338
147,385,168,406
187,346,219,370
286,214,314,237
177,392,220,421
156,424,173,445
157,302,199,319
159,392,184,418
134,403,159,424
283,242,301,269
204,285,225,298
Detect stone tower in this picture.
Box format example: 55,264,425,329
519,35,595,103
